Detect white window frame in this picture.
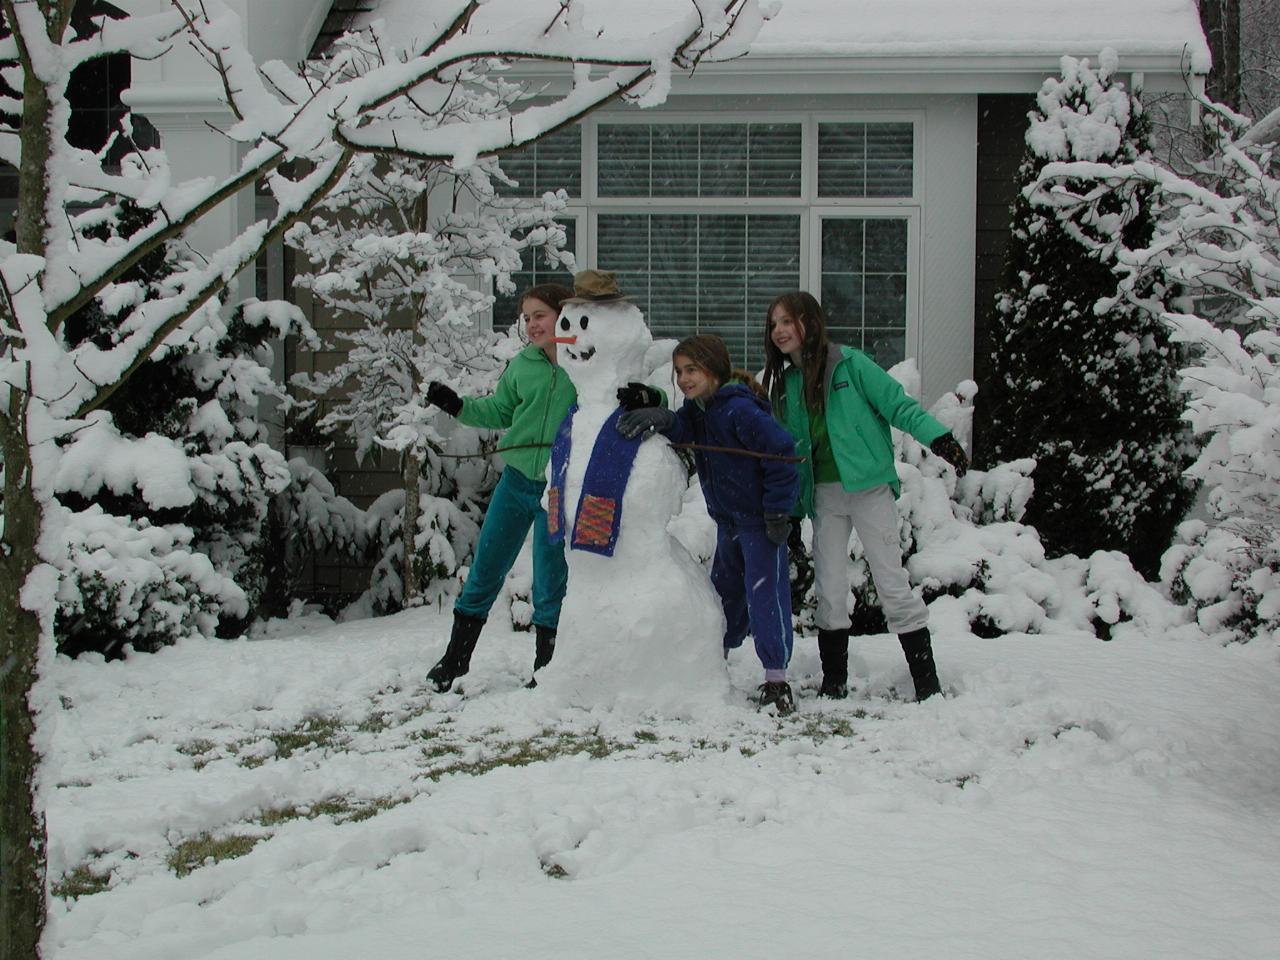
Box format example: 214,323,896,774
810,110,924,205
809,206,921,364
486,111,926,363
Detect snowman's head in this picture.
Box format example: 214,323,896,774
554,300,652,404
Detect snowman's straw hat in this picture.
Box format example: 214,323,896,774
564,269,633,304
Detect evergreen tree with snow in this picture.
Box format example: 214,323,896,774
980,52,1196,578
1026,97,1280,642
55,198,311,655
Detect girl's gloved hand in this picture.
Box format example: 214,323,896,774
929,433,969,477
617,382,663,411
764,513,791,546
617,407,675,439
426,381,463,417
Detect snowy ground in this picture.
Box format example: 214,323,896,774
41,609,1280,959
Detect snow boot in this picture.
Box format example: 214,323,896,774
817,627,849,699
427,611,486,692
525,625,557,688
898,626,941,701
757,680,796,717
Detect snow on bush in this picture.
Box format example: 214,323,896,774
1029,93,1280,643
684,362,1190,642
981,52,1196,579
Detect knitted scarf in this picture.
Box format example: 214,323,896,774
547,405,643,557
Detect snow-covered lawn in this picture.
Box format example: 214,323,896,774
42,610,1280,959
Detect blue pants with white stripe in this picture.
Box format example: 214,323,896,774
711,519,793,672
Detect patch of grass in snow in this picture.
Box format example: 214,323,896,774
176,738,219,769
268,714,344,759
357,712,394,733
422,729,628,781
234,714,346,767
50,863,112,900
793,716,857,743
167,833,262,877
257,796,409,827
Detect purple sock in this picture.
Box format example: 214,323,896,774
764,669,786,683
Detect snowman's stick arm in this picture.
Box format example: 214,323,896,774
669,442,805,463
433,441,805,464
432,442,552,459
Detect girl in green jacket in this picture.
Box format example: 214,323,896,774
423,283,577,692
761,291,969,702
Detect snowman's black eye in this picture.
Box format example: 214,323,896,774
559,317,570,331
579,315,589,330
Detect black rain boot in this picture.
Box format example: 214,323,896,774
525,625,557,688
427,611,486,692
817,628,850,699
898,626,941,701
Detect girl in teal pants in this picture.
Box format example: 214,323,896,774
423,283,576,691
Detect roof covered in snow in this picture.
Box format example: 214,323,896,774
341,0,1211,80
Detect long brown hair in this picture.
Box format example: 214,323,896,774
673,334,767,400
761,291,829,413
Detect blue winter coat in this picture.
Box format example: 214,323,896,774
663,384,799,526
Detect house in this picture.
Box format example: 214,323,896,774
112,0,1210,595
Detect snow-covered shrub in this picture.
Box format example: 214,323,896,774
51,198,310,655
1028,94,1280,643
52,504,243,654
759,363,1188,641
981,52,1197,578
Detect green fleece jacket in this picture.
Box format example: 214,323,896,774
774,344,948,515
458,344,576,482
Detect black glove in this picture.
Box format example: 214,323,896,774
929,433,969,478
764,513,791,547
426,381,462,417
617,382,663,411
617,406,675,439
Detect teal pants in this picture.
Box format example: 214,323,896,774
455,468,568,629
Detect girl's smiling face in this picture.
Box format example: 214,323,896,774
768,305,805,360
674,353,718,401
521,296,559,348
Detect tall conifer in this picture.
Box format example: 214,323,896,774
981,53,1196,576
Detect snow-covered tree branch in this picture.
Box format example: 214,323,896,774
1028,93,1280,642
0,1,773,955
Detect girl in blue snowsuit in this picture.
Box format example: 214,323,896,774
618,334,801,715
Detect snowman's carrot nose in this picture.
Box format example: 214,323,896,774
550,336,578,344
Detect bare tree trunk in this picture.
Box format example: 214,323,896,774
0,412,47,960
1201,0,1242,109
402,450,421,604
2,7,65,954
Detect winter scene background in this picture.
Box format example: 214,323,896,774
1,1,1278,958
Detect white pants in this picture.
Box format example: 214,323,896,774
812,482,929,635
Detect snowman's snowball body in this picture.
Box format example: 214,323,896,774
536,299,730,715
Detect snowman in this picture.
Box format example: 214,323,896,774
536,271,730,715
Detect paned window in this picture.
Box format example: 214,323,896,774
817,122,913,198
498,126,583,198
485,116,920,372
597,213,801,369
597,123,802,198
820,217,909,367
